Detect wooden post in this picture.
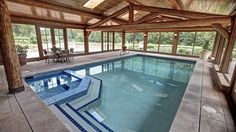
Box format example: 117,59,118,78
143,32,148,52
63,28,68,50
220,19,236,72
101,31,104,51
0,0,24,93
172,31,179,54
122,30,125,46
51,28,56,47
211,32,221,58
35,25,44,59
84,29,89,53
215,35,225,65
112,32,115,50
107,32,109,50
129,3,134,24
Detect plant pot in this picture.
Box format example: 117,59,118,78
18,54,27,65
200,50,210,60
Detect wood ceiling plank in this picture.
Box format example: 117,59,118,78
133,12,159,24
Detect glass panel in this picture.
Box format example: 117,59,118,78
103,32,108,51
159,32,174,53
194,32,216,56
89,31,101,52
67,28,84,53
40,27,52,51
147,32,160,52
114,32,122,50
177,32,195,55
12,24,39,58
125,33,144,50
54,29,64,49
109,32,113,50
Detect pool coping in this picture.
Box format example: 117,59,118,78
21,52,203,132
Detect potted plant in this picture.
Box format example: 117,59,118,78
16,44,29,65
200,40,211,60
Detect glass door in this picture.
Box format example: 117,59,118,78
40,27,52,51
54,28,65,49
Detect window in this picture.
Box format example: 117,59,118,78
177,32,195,55
103,32,108,51
89,31,101,52
54,29,64,49
126,32,144,50
114,32,122,50
83,0,104,9
159,32,174,53
12,24,39,58
109,32,113,50
67,28,84,53
147,32,160,52
194,32,216,56
40,27,52,51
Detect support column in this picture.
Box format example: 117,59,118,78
211,32,221,58
51,28,56,47
84,29,89,53
143,32,148,52
35,25,44,59
215,35,225,65
0,0,24,93
172,31,179,54
220,19,236,72
112,32,115,50
122,30,125,46
63,28,68,50
101,31,104,51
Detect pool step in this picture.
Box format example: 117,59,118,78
52,103,112,132
68,76,102,111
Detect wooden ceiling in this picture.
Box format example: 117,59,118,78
6,0,236,31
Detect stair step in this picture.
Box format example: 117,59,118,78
69,77,102,110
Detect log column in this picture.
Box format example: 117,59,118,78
122,30,125,47
84,29,89,53
143,32,148,52
0,0,24,93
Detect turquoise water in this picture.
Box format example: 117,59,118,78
74,56,195,132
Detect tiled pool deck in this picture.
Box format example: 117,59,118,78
0,51,235,132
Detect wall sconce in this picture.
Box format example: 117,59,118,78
174,33,178,37
144,33,147,37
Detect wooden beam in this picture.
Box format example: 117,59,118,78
0,0,24,93
63,28,68,50
212,23,229,40
220,19,236,72
11,16,86,28
87,17,230,31
129,3,134,24
133,5,227,19
133,13,159,24
112,32,115,50
88,6,129,28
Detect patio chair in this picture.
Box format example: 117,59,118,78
69,48,74,61
43,49,54,63
120,45,129,56
61,50,70,62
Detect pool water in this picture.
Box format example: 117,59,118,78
26,55,195,132
73,55,195,131
27,72,80,100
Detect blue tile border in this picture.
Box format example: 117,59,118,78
84,111,113,132
66,103,102,132
54,104,87,132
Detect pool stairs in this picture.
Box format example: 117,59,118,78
49,70,113,132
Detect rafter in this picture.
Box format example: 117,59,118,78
87,17,230,31
133,12,159,24
133,4,228,19
129,3,134,24
88,6,129,28
212,23,229,39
